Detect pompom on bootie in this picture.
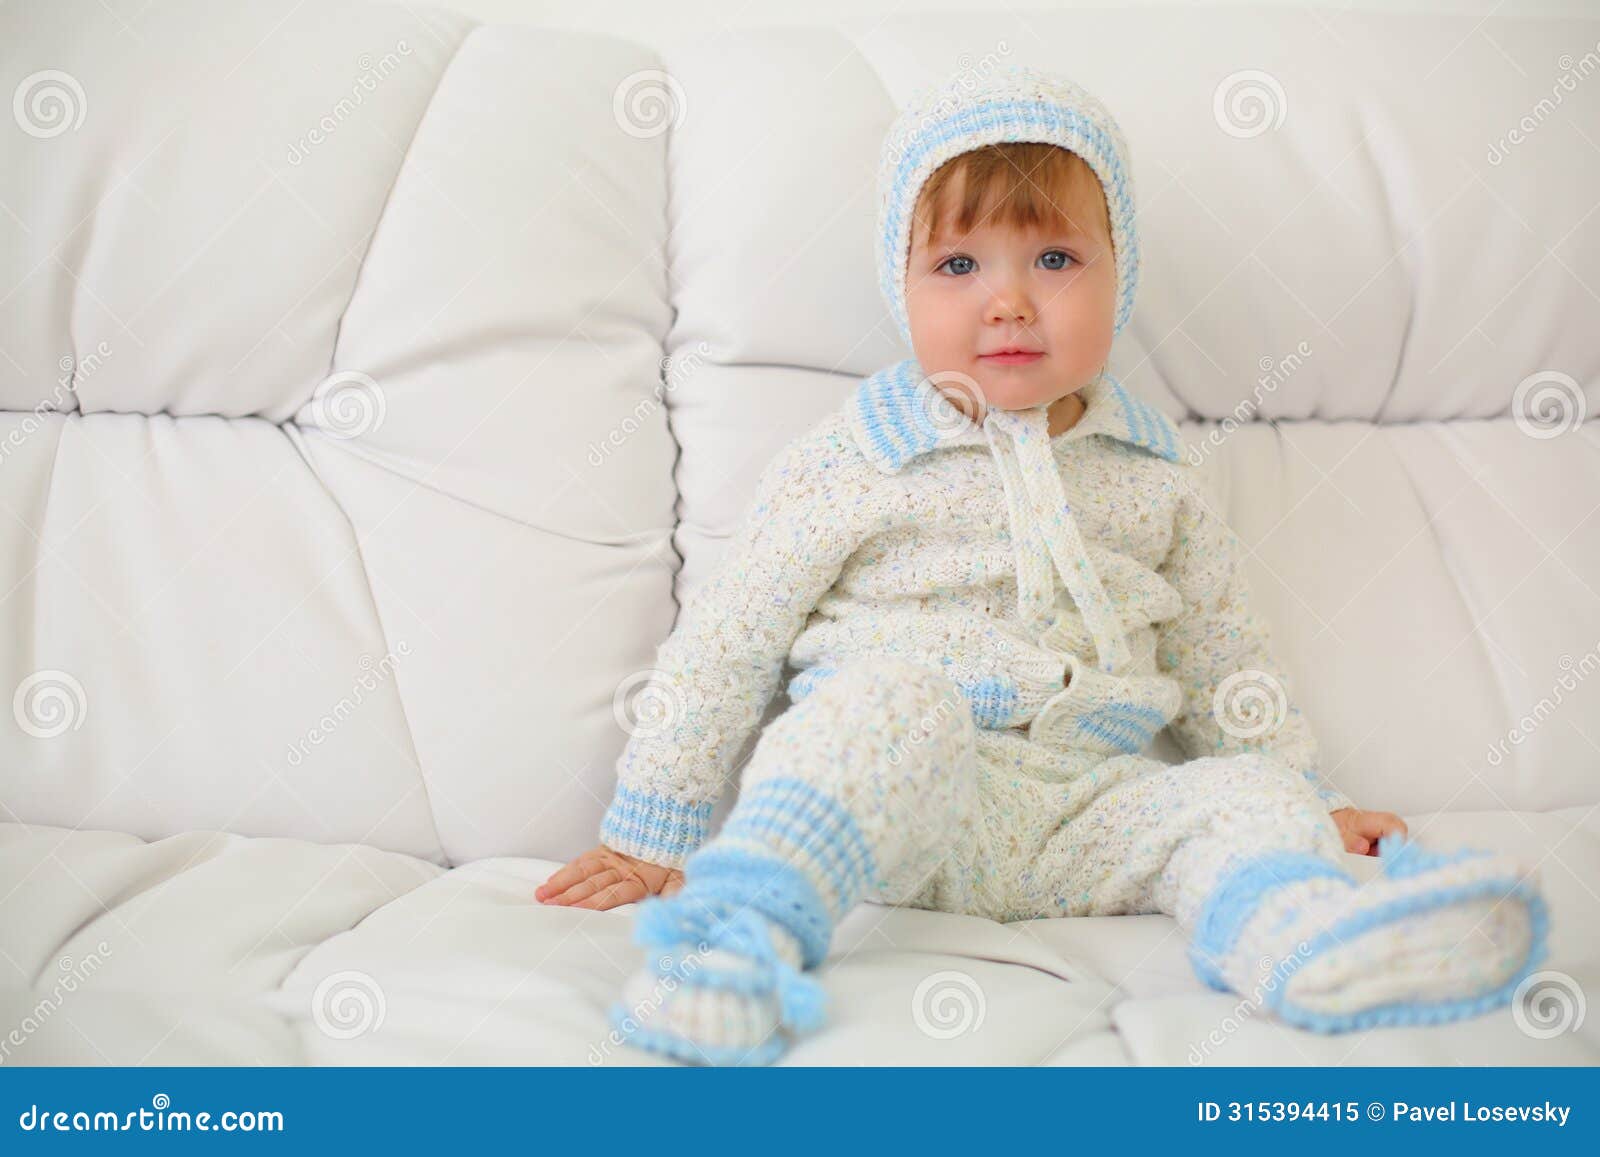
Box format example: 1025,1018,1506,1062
607,892,828,1066
1189,832,1550,1034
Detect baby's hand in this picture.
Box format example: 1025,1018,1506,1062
1329,807,1408,856
535,844,684,910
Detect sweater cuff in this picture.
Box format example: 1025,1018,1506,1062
944,647,1072,729
1026,652,1183,755
1311,780,1357,813
598,783,716,870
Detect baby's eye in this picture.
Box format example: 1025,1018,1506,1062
939,255,976,276
1039,250,1075,271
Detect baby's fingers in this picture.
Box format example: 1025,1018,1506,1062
537,855,610,903
1356,811,1407,843
570,876,649,911
543,866,625,906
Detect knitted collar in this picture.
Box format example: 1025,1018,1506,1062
846,357,1182,474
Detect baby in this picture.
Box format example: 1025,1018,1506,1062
537,66,1548,1065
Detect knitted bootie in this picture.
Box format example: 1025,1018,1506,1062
1189,833,1549,1033
607,892,827,1066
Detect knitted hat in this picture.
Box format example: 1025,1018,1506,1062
876,65,1140,347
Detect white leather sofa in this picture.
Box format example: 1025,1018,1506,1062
2,0,1597,1065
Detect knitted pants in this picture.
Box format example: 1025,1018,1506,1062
680,654,1347,957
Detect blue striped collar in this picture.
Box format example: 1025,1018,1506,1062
846,357,1182,474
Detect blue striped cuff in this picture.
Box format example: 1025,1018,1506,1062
1188,849,1357,992
1311,780,1354,812
599,784,715,869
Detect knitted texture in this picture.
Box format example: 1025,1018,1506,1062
1190,833,1549,1032
601,65,1352,866
609,891,821,1066
613,660,1546,1063
598,61,1548,1059
611,659,971,1063
876,64,1141,346
599,364,1355,870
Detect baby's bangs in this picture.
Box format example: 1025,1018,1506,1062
914,142,1110,249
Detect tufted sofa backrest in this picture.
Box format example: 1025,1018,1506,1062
2,2,1595,866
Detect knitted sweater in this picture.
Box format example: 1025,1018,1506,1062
600,359,1356,869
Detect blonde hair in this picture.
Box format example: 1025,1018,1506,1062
911,142,1111,253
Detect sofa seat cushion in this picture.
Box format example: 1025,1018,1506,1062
0,823,1121,1065
7,808,1597,1065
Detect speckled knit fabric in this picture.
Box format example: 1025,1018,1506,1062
609,657,1547,1062
1191,834,1548,1033
600,363,1356,873
601,65,1548,1065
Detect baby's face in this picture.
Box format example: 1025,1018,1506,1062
904,187,1116,421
